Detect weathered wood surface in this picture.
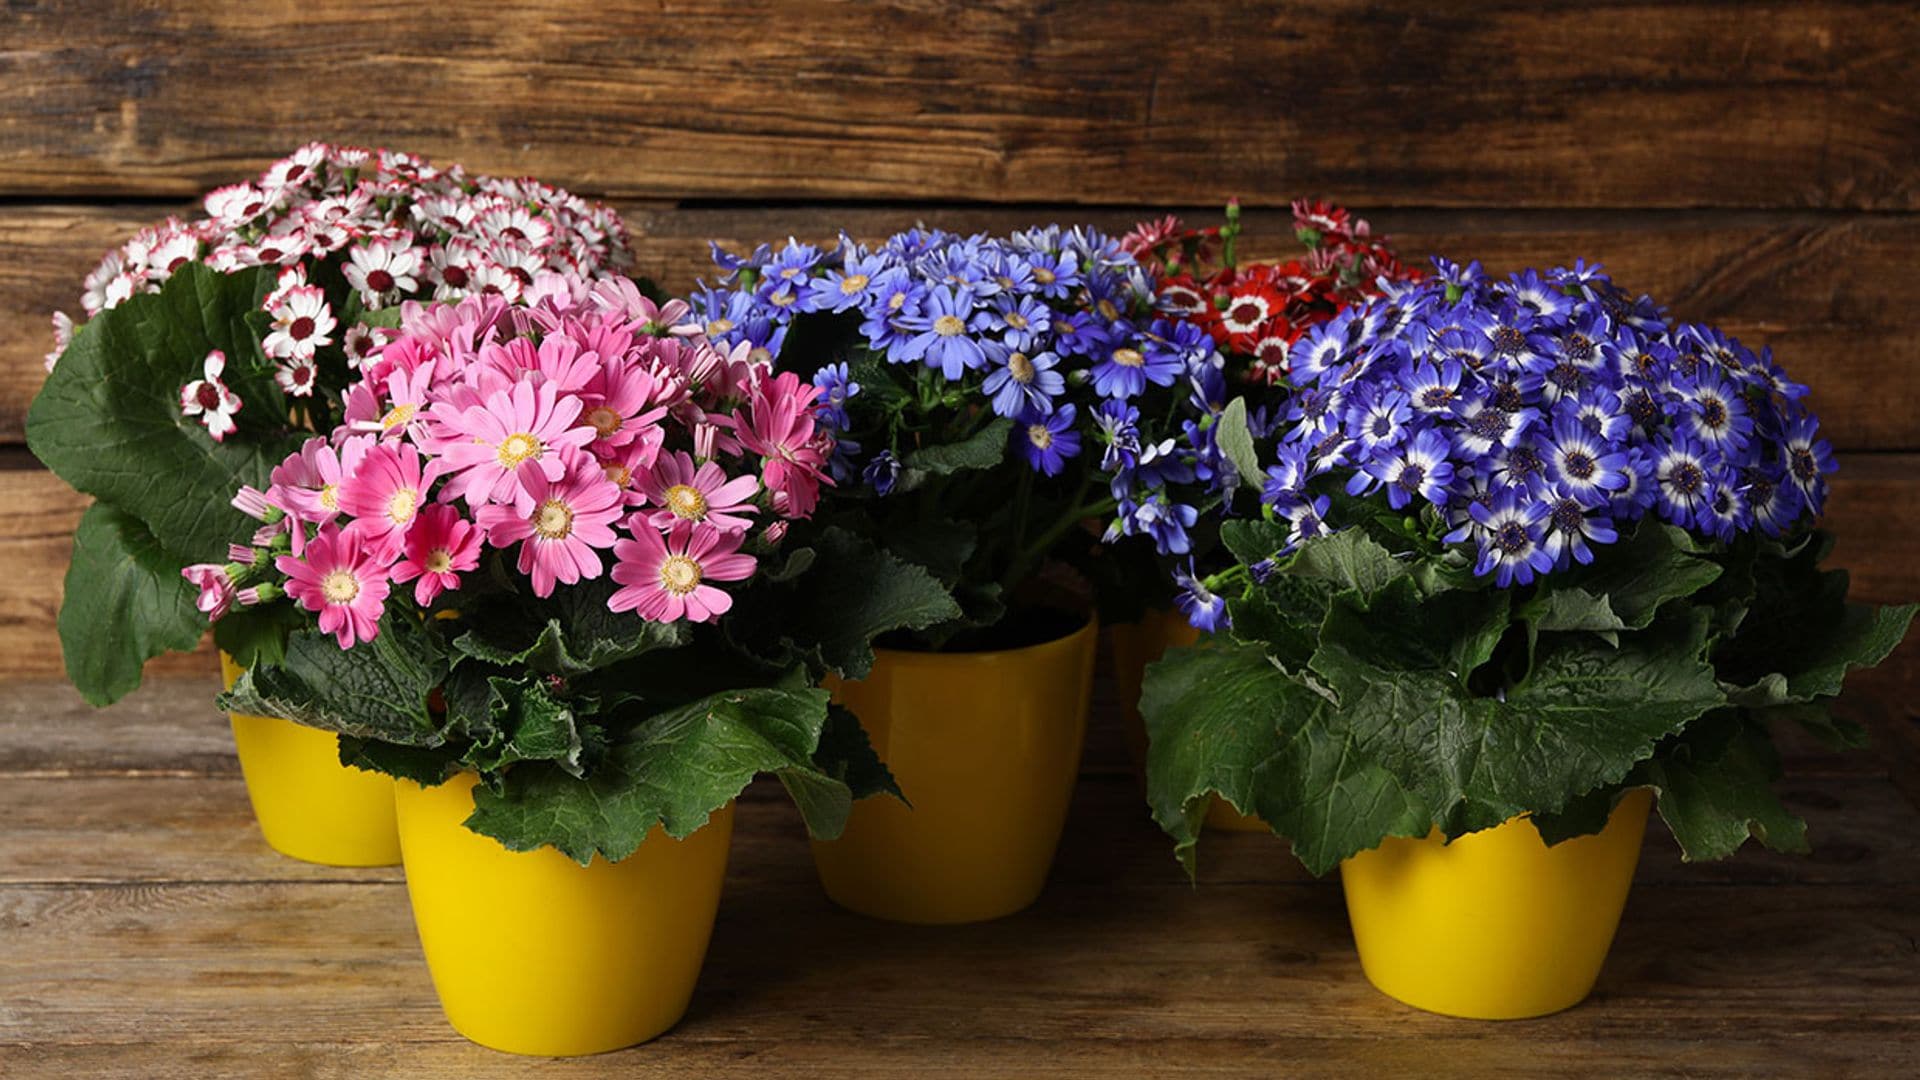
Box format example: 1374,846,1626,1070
6,204,1919,451
0,677,1917,1078
2,3,1917,209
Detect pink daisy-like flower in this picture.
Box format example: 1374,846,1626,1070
179,350,243,441
608,522,756,623
638,451,760,532
181,563,236,620
430,378,593,511
579,357,669,451
391,504,482,606
474,450,624,597
596,439,662,508
276,526,392,648
342,236,422,309
269,434,375,534
262,284,336,361
338,441,436,557
733,371,829,518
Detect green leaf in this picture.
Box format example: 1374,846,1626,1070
463,686,844,864
1284,528,1411,598
210,599,307,671
1219,517,1292,568
27,264,299,562
56,504,207,706
1636,712,1808,861
459,676,592,778
1215,397,1264,491
337,737,458,786
451,579,689,675
901,417,1013,476
1552,520,1721,630
1519,586,1628,634
809,703,902,803
730,527,961,679
220,614,448,746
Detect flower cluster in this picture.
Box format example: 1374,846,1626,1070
1125,200,1417,385
1258,260,1834,589
690,226,1157,483
52,142,635,439
187,275,830,647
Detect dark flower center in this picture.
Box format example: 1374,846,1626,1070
1700,397,1727,428
289,316,315,340
1491,326,1527,355
1625,390,1662,427
1491,382,1524,412
1670,462,1704,495
196,383,221,409
1469,409,1508,441
1496,521,1530,554
1229,301,1263,325
1564,450,1595,479
1420,386,1455,409
441,264,469,287
367,268,396,293
1551,499,1585,533
1791,448,1818,481
1371,414,1393,438
1396,463,1426,493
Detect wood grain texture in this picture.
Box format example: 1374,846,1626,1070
1,2,1916,208
0,453,1909,682
0,680,1918,1077
7,204,1920,450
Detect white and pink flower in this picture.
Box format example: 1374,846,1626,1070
179,350,243,441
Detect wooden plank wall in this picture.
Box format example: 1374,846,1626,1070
1,2,1916,679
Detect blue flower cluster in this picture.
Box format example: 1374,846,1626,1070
1261,259,1835,588
691,228,1232,513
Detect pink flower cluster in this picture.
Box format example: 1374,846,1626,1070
191,276,833,648
51,142,635,438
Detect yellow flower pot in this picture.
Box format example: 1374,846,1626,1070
810,615,1097,924
1340,788,1654,1019
220,652,401,867
1108,612,1264,832
395,774,734,1056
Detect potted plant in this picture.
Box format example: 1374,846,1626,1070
1138,259,1916,1018
691,222,1249,922
25,144,636,866
214,277,948,1054
1106,200,1417,830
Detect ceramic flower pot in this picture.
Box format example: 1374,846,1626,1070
220,652,401,866
1339,788,1654,1020
1107,612,1264,832
810,614,1098,924
395,773,734,1056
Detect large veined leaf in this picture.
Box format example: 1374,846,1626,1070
896,416,1014,492
1716,538,1917,705
450,578,690,675
463,686,848,864
1634,712,1809,861
1534,520,1722,631
27,264,299,562
727,526,961,679
1214,397,1263,490
57,504,208,706
220,614,448,746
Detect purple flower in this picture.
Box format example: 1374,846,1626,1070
1174,561,1229,633
893,285,986,378
981,343,1064,419
1019,404,1081,476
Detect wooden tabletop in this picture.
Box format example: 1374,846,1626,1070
3,659,1918,1079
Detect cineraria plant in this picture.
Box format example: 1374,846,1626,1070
27,144,635,704
689,224,1228,644
1139,260,1916,875
213,278,955,862
1109,201,1417,627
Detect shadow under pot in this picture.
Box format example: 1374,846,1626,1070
810,612,1098,924
394,774,734,1056
1105,612,1263,832
220,651,400,867
1339,788,1654,1020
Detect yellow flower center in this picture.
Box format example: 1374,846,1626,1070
1028,423,1054,450
769,290,798,308
664,484,709,520
496,433,542,469
840,273,870,295
424,548,453,574
386,488,418,526
1097,299,1119,321
381,403,416,431
586,406,622,438
533,498,574,540
888,292,908,312
1033,267,1056,285
319,484,340,512
1008,353,1036,385
604,463,633,488
320,569,360,604
1112,348,1145,368
658,554,702,596
1005,312,1028,330
933,314,966,337
706,317,735,336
